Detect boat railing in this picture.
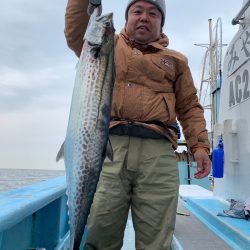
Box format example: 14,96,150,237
0,176,69,250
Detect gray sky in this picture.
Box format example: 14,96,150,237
0,0,241,169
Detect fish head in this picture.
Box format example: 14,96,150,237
99,13,115,55
84,9,114,48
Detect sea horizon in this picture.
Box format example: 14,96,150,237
0,168,65,193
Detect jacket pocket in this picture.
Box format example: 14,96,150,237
144,56,166,83
162,93,176,123
151,55,175,83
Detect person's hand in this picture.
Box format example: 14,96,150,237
193,148,211,179
87,0,102,16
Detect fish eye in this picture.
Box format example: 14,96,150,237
105,21,111,27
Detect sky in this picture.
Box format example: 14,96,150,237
0,0,242,170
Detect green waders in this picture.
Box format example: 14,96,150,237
84,135,179,250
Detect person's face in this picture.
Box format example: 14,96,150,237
125,1,162,44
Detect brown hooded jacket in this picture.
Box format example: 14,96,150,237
64,0,210,151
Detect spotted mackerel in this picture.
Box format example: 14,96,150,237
57,8,115,250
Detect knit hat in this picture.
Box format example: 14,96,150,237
125,0,166,26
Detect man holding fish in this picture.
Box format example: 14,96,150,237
64,0,211,249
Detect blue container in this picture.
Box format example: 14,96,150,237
212,138,224,178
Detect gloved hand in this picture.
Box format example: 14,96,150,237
87,0,102,16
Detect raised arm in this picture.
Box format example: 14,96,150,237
64,0,90,57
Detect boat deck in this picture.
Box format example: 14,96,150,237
175,198,232,250
121,197,233,250
178,185,250,250
1,178,250,250
122,211,182,250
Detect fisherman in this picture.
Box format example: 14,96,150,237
64,0,211,249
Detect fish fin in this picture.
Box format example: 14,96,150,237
56,142,65,162
106,138,113,162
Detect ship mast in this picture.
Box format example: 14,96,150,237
195,18,226,150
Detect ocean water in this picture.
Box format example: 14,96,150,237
0,168,65,193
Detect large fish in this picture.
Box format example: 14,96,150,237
57,8,115,250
